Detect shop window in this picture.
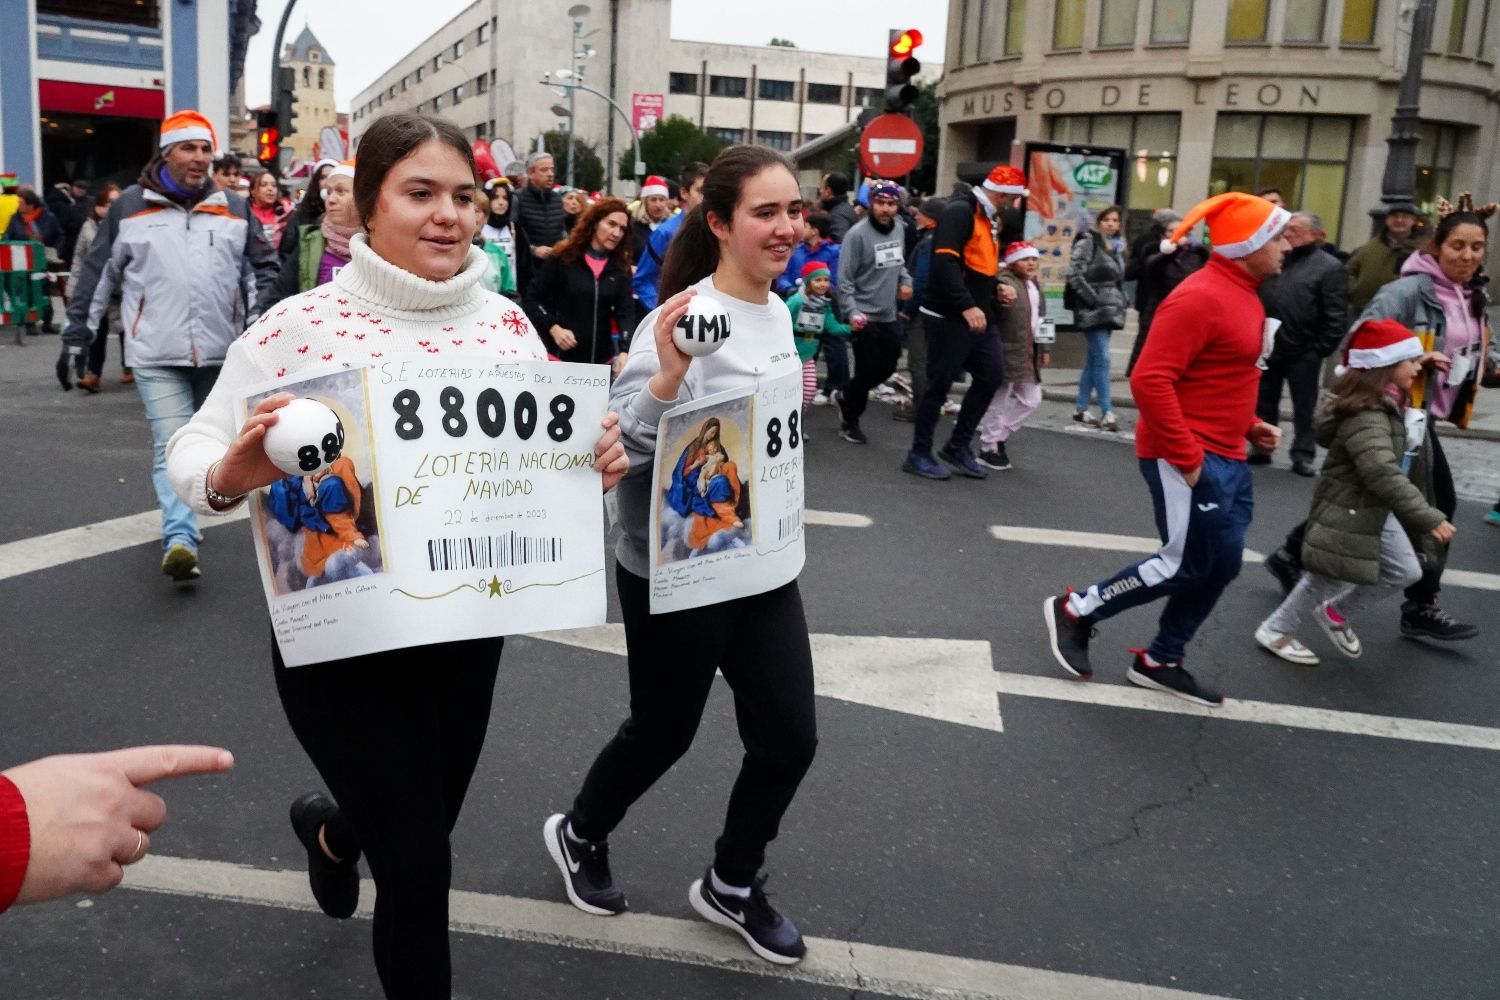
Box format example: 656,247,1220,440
1099,0,1139,46
1053,0,1085,49
1209,113,1354,241
756,131,793,151
1047,113,1181,237
1414,122,1462,218
1150,0,1192,43
1449,0,1470,52
758,79,796,102
1340,0,1379,43
806,82,843,104
708,127,744,145
709,75,747,98
1226,0,1269,42
1283,0,1326,42
669,72,699,95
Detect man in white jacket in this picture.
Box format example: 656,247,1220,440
61,110,277,582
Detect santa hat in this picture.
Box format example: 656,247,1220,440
640,175,670,199
312,157,339,176
159,110,217,151
982,165,1029,197
1003,241,1039,265
1336,319,1425,376
328,159,356,181
800,261,831,283
1169,192,1290,260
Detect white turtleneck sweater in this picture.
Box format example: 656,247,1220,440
167,234,549,516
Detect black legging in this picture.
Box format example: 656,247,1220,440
86,310,126,378
569,564,818,885
273,634,504,999
1282,425,1457,604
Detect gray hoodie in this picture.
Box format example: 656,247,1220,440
836,216,911,324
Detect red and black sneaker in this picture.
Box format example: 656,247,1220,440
1125,650,1224,707
1044,589,1095,679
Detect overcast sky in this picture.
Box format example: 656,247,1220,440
243,0,950,111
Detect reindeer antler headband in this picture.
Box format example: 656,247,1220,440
1436,193,1499,222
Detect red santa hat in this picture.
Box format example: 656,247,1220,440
159,109,217,151
982,165,1029,197
1169,192,1290,260
640,175,670,199
1337,319,1425,376
1003,241,1039,265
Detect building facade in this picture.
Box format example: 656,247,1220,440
349,0,884,189
282,26,339,165
1,0,251,190
937,0,1500,246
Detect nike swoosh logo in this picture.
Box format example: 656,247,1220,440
1197,502,1219,512
715,897,747,924
563,842,581,874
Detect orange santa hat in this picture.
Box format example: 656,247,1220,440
159,109,218,151
1169,192,1290,260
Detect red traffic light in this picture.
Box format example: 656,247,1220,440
890,29,923,57
257,127,280,162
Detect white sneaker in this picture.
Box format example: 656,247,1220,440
812,392,829,407
1255,623,1320,665
1316,603,1362,658
1100,412,1120,432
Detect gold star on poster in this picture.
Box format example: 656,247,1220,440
487,576,503,597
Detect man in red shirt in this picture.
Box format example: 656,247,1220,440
1044,193,1289,705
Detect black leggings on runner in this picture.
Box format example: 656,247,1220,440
273,634,504,999
569,564,818,885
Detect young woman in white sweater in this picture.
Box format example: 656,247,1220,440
163,113,627,1000
542,145,817,966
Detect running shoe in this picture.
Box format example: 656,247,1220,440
1315,603,1362,658
688,868,806,965
1126,651,1224,706
161,543,200,582
838,420,867,444
290,792,360,919
1043,590,1094,679
544,813,627,916
1263,546,1302,596
812,392,829,407
938,442,987,479
902,451,951,480
1400,602,1479,642
1291,459,1317,477
1073,409,1099,428
829,388,847,418
1486,509,1500,527
1254,623,1320,665
941,400,961,416
1099,412,1120,432
977,443,1011,471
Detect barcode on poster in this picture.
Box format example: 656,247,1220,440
426,534,564,572
776,510,802,541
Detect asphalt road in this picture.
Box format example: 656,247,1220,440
2,337,1498,1000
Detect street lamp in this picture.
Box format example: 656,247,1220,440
563,4,591,190
1373,0,1438,231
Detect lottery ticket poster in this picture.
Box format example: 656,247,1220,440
649,371,805,614
239,353,611,666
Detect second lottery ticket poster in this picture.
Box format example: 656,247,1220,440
648,370,806,614
237,353,610,666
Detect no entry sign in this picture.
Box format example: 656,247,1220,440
859,113,924,178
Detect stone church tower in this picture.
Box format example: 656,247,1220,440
281,25,337,165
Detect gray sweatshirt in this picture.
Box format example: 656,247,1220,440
609,274,801,578
836,216,911,324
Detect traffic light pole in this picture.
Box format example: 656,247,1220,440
266,0,300,176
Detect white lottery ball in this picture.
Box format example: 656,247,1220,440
263,397,345,476
672,295,733,357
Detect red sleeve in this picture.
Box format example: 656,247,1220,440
0,774,30,913
1128,292,1208,471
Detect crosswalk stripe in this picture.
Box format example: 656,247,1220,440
988,525,1500,592
123,854,1238,1000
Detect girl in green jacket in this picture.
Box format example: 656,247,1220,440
1256,320,1456,665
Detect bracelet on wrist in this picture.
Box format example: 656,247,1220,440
205,461,247,508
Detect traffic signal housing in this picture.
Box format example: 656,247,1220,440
885,28,922,114
275,65,299,144
256,109,280,168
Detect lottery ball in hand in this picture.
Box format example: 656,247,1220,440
263,397,346,476
672,295,733,358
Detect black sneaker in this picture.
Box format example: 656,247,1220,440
938,442,987,479
976,443,1011,470
688,868,806,965
1043,590,1094,679
839,420,867,444
901,451,951,480
290,792,360,919
1400,602,1479,642
1263,546,1303,596
1125,651,1224,707
544,813,628,915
